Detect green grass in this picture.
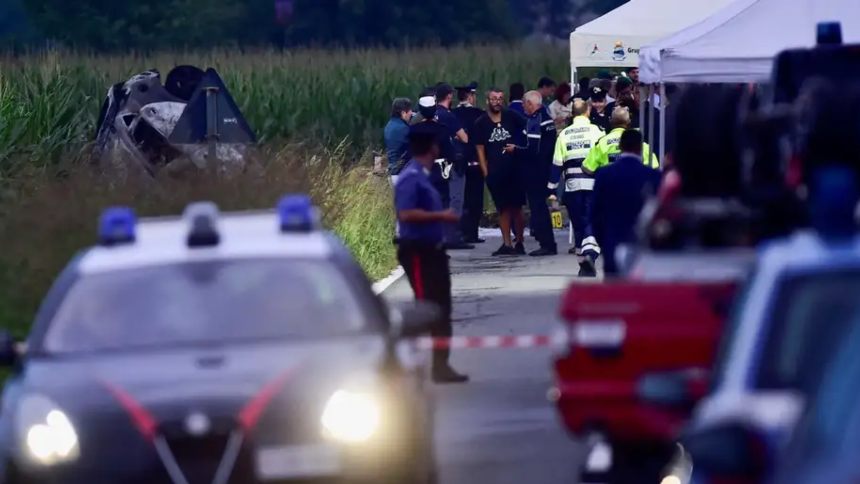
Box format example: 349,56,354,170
0,145,395,338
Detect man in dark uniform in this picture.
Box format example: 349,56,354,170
592,129,662,276
518,90,558,256
434,83,473,250
413,94,454,220
395,124,469,384
453,82,486,244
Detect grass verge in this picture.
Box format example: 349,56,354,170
0,144,395,338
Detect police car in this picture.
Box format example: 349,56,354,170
654,230,860,484
0,196,438,484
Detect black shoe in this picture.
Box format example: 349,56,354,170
446,242,475,250
578,259,597,278
529,247,558,257
514,242,526,255
432,366,470,384
465,238,486,244
568,246,579,255
492,244,516,256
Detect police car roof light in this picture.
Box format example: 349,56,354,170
817,22,842,46
184,202,221,248
98,207,137,246
277,194,319,232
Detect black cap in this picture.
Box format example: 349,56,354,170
590,86,606,102
455,81,479,94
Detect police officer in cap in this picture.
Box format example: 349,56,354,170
413,93,455,216
453,81,486,244
395,124,469,384
589,86,610,132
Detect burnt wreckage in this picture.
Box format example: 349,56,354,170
94,65,257,178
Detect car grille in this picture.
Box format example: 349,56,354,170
167,432,231,484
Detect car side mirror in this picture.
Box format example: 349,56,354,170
389,301,441,339
638,370,709,408
0,331,21,367
681,421,768,480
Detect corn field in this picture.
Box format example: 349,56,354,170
0,44,569,173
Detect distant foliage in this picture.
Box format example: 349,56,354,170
0,45,569,176
19,0,522,50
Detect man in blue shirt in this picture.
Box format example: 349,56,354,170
395,124,469,384
592,129,662,276
383,97,413,184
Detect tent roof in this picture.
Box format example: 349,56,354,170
570,0,736,69
640,0,860,83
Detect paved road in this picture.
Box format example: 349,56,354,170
382,233,589,484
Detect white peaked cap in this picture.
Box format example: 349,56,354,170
418,96,436,108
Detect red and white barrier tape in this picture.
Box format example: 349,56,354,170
415,334,565,350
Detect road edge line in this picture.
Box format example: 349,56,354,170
372,265,405,295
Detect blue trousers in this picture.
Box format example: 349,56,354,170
526,180,556,250
563,190,600,260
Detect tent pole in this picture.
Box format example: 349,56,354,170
639,85,647,134
572,66,578,94
647,84,655,162
659,83,667,169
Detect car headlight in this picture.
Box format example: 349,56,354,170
16,395,79,466
320,390,381,443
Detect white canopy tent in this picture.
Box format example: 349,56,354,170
639,0,860,84
569,0,737,82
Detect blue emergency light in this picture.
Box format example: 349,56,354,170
277,194,318,232
184,202,221,248
817,21,843,46
98,207,137,246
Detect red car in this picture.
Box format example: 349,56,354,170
551,257,744,483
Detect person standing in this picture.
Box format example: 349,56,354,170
520,90,558,256
395,124,469,384
583,106,659,174
509,82,526,116
549,99,606,276
474,87,528,256
434,83,473,250
592,129,662,276
548,82,574,131
537,77,557,107
606,77,639,129
384,97,413,185
589,86,610,133
453,82,486,244
413,94,455,228
575,76,592,101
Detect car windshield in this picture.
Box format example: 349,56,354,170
785,320,860,460
43,259,374,354
755,270,860,392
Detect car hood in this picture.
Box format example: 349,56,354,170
15,337,389,434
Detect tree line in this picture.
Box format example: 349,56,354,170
2,0,626,50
